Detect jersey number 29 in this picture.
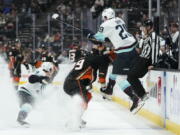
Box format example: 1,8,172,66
116,24,128,40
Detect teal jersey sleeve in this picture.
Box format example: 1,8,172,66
93,32,106,42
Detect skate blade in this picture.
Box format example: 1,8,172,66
17,123,30,128
131,102,145,115
17,121,30,128
23,124,30,128
142,96,149,102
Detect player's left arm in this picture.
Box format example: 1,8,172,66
29,75,50,84
82,28,103,44
83,23,111,44
93,23,113,42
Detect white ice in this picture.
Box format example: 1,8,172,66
0,59,174,135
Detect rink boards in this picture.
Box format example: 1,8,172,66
94,66,180,135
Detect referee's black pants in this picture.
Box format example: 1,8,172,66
127,56,151,98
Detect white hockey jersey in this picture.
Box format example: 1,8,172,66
18,68,47,98
96,17,136,49
19,63,34,85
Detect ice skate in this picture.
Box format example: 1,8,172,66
131,93,149,114
79,119,86,128
17,119,30,128
131,99,145,114
130,95,140,112
17,111,30,127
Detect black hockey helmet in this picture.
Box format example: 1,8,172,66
170,22,179,28
143,19,153,27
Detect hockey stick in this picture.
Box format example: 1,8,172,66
52,13,103,44
52,13,82,31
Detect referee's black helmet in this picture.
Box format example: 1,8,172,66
143,19,153,28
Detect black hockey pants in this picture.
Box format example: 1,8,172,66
127,56,151,98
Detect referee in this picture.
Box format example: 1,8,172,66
127,19,165,112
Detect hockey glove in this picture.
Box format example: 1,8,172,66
29,75,50,84
82,28,95,37
82,28,104,44
89,38,103,44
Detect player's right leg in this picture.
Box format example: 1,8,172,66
17,90,34,126
123,86,140,112
115,77,140,112
112,50,146,113
64,79,89,130
127,57,149,108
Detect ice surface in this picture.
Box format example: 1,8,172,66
0,60,174,135
0,57,19,128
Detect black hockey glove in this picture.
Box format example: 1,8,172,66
82,28,104,44
82,28,95,37
29,75,50,84
89,38,103,44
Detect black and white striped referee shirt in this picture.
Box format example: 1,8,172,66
139,32,165,64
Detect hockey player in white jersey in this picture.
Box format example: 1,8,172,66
83,8,146,113
16,62,54,126
97,9,136,49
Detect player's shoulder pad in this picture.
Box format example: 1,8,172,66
100,20,110,28
116,17,125,23
99,18,117,32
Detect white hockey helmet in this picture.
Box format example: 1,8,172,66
41,62,54,72
102,8,115,21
